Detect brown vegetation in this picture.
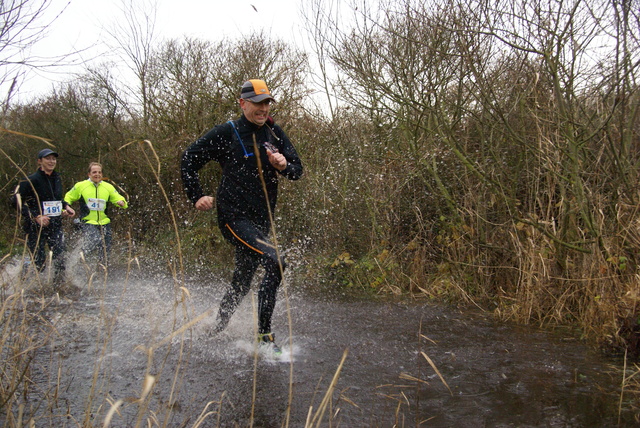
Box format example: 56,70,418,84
1,0,639,353
1,1,640,420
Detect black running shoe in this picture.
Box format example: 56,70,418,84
258,332,282,355
209,314,231,336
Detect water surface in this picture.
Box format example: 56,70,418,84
2,262,635,427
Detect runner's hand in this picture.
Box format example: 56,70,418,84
267,150,287,171
35,215,50,226
195,196,214,211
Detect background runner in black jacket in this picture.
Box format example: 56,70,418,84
14,149,76,286
181,80,303,351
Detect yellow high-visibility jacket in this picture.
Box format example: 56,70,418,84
64,179,128,225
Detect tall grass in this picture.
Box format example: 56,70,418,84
0,139,368,427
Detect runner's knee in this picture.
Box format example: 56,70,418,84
263,252,286,277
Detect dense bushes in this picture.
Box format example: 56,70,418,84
2,0,640,356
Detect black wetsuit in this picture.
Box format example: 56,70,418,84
15,169,70,279
181,115,303,334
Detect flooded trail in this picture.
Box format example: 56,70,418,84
6,263,636,427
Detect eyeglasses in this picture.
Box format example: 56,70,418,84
247,99,273,106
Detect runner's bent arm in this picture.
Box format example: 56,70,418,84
107,184,128,209
181,125,228,205
271,124,303,181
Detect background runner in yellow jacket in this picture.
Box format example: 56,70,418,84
64,162,128,265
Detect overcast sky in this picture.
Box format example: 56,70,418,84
19,0,307,101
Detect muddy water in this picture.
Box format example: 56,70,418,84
3,262,637,427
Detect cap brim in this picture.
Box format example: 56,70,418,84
244,94,275,103
38,150,58,158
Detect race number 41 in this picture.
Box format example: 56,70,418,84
88,198,106,211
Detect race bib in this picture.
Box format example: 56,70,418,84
42,201,62,217
87,198,106,211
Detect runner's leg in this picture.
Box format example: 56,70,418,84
98,224,113,265
26,226,46,272
215,245,260,331
220,219,285,335
48,225,66,284
82,224,101,258
257,255,285,334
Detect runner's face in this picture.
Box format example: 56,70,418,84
239,98,271,126
37,155,57,175
88,166,103,183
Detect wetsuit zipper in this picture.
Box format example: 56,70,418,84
94,183,101,223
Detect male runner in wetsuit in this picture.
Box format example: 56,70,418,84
181,79,303,354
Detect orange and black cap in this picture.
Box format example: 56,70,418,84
240,79,275,103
